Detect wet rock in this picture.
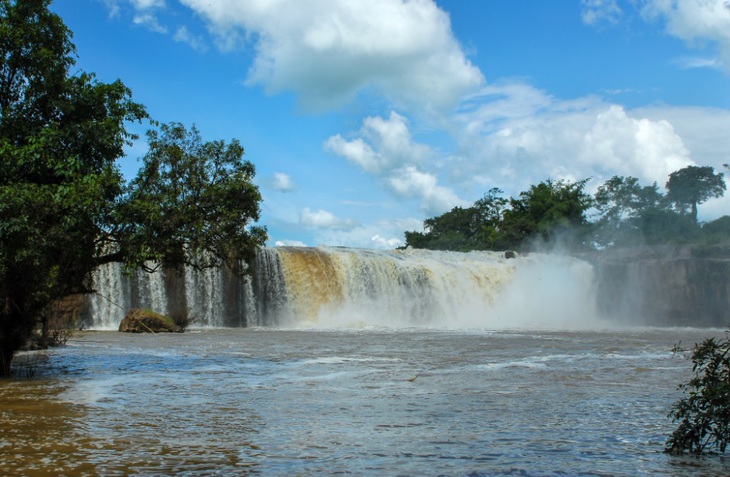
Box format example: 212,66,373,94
118,308,181,333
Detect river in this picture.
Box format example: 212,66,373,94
2,327,730,476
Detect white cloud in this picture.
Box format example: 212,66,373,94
272,172,296,192
179,0,483,111
102,0,122,17
634,105,730,169
306,217,422,249
325,111,430,174
370,234,404,249
275,240,307,247
103,0,167,33
672,56,724,70
387,166,465,214
173,26,208,52
133,13,167,33
642,0,730,72
453,83,696,194
300,207,359,231
581,0,623,25
325,111,463,215
131,0,165,8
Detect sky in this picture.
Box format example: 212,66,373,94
51,0,730,249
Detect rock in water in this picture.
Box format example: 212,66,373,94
118,308,181,333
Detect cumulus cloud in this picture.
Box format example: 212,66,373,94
300,208,359,231
272,172,296,192
178,0,483,111
325,111,464,215
453,82,695,194
325,112,431,174
642,0,730,72
387,166,465,214
581,0,623,25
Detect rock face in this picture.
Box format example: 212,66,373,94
585,244,730,327
118,308,181,333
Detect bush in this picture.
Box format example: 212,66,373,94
666,332,730,454
169,307,197,332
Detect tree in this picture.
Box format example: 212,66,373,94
501,178,593,250
0,1,266,376
117,122,267,271
594,176,664,224
666,165,725,224
666,333,730,455
402,188,509,252
403,206,484,252
592,176,668,247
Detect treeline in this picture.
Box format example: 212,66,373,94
403,165,728,252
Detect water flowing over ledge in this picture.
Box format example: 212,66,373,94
87,247,598,330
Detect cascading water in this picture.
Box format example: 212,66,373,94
86,247,600,329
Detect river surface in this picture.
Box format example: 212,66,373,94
2,327,730,476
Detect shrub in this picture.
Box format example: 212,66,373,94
666,332,730,454
169,307,197,332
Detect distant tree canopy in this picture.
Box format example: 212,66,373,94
666,165,726,223
403,165,727,252
0,0,266,376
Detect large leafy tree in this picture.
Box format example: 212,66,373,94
117,123,267,271
666,165,725,224
501,178,593,249
0,0,266,376
592,175,668,247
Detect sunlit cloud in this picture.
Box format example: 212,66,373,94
325,112,464,215
452,82,694,194
178,0,484,111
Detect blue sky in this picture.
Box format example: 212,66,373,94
51,0,730,248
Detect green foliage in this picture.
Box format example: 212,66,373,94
592,176,667,247
666,333,730,455
413,206,485,252
117,122,267,271
666,166,725,223
404,179,593,252
404,171,729,253
501,178,592,249
0,1,266,376
401,189,509,251
0,0,147,376
701,216,730,244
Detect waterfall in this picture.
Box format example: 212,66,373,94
86,247,599,329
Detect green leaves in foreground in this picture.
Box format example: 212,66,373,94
666,333,730,455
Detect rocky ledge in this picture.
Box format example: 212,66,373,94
579,243,730,327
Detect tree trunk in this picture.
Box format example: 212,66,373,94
0,309,37,378
0,345,13,377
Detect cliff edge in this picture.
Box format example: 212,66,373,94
582,243,730,327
